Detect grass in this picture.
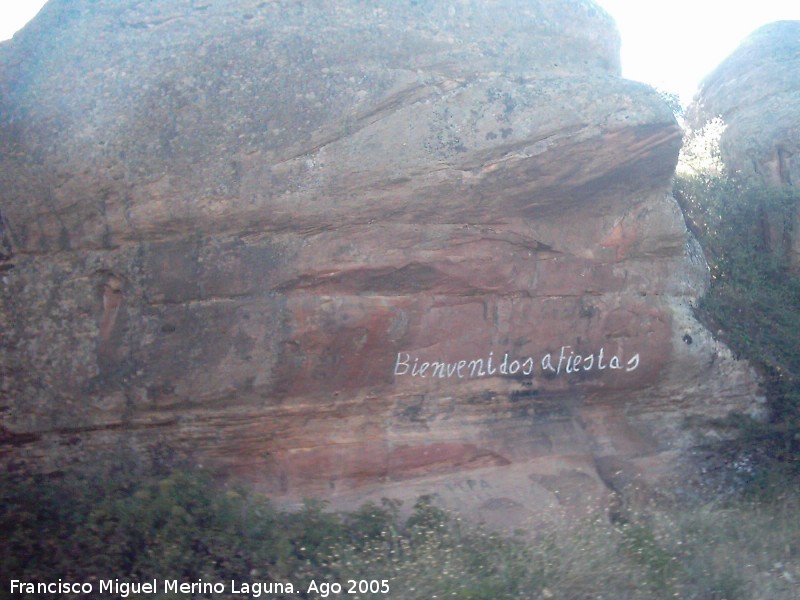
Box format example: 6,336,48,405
2,457,800,600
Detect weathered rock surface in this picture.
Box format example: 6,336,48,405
689,20,800,268
1,0,762,524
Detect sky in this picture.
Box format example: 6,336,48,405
1,1,800,105
596,0,800,103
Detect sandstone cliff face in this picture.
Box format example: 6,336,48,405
689,21,800,269
1,0,761,524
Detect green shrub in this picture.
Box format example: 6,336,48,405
4,459,800,599
674,143,800,470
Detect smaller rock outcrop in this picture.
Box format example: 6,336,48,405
689,21,800,268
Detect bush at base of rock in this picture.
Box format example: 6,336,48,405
2,458,800,600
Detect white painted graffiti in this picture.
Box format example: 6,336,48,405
394,345,640,379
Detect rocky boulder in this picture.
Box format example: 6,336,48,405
1,0,762,525
689,20,800,268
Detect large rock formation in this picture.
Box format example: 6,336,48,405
689,20,800,269
1,0,761,525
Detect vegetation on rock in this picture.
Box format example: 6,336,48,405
675,118,800,473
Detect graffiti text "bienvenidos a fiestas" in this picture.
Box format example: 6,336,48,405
394,346,639,379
